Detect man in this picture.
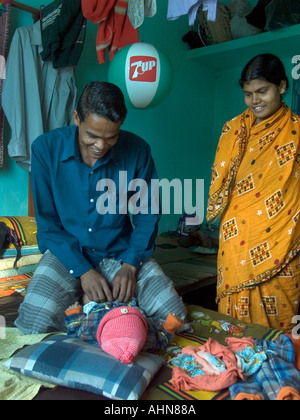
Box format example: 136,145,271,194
16,81,187,334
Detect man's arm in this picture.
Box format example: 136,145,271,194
31,137,113,302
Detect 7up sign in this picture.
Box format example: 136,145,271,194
108,43,173,109
130,56,157,82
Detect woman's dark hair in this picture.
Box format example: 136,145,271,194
239,53,289,90
76,81,128,123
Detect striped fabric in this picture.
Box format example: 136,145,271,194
0,216,38,248
229,334,300,400
15,251,187,335
41,3,62,31
0,245,40,259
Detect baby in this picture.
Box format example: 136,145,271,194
65,294,185,364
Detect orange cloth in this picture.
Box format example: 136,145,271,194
81,0,139,64
172,338,245,392
65,306,83,316
235,393,263,400
277,386,300,400
163,313,184,335
207,104,300,331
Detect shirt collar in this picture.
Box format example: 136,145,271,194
32,21,43,52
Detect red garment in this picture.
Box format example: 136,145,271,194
172,338,248,392
81,0,139,64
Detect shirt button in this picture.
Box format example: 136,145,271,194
70,270,74,275
88,228,93,232
90,199,94,203
90,171,94,175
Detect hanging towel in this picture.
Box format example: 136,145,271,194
128,0,157,29
167,0,217,26
82,0,139,64
2,21,77,172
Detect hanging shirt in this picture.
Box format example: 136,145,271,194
31,125,161,278
2,21,77,171
40,0,86,68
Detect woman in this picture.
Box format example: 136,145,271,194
207,54,300,332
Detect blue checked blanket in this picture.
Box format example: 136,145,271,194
229,334,300,400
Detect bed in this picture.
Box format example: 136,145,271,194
1,217,300,401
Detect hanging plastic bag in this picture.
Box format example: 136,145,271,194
265,0,300,31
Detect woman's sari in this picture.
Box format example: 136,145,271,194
207,104,300,331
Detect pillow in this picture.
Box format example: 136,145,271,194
3,334,164,400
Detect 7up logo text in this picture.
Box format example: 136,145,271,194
130,56,157,82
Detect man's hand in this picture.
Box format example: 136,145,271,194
80,269,113,303
112,263,137,303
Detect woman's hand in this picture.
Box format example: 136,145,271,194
80,268,113,303
112,263,137,303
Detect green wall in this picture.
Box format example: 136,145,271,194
1,0,298,233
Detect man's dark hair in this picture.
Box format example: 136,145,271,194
76,81,128,123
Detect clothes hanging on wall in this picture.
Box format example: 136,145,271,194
40,0,86,68
81,0,139,64
128,0,157,29
2,21,77,172
167,0,217,26
0,3,10,168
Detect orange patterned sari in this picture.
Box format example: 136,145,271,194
207,104,300,331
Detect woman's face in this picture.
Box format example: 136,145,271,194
243,79,286,124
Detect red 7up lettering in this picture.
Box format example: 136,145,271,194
129,56,157,82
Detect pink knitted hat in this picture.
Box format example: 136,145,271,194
96,307,148,364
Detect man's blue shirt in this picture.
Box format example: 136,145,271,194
31,125,160,278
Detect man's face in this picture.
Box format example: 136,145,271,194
73,111,121,167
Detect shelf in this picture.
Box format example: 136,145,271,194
187,23,300,70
